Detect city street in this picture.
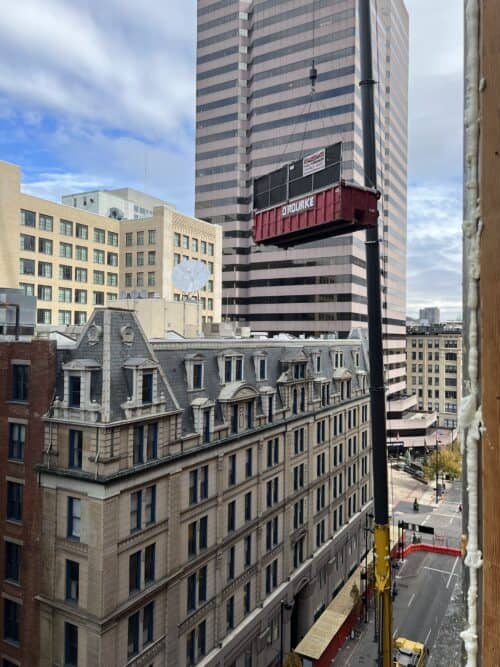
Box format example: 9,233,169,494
331,475,463,665
392,473,463,549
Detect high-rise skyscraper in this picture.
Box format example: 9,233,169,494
195,0,408,400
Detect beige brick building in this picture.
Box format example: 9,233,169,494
0,160,222,328
406,325,463,429
37,307,373,667
120,206,222,325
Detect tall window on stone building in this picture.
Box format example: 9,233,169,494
68,429,83,469
244,582,251,615
64,622,78,666
227,500,236,533
129,551,141,593
245,448,253,478
67,497,81,540
189,466,209,505
226,596,234,631
246,401,253,429
127,603,154,658
231,404,238,434
65,560,80,603
228,454,237,486
203,409,211,444
145,544,156,585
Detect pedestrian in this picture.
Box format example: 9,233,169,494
458,503,463,512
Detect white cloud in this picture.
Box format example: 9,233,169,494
406,182,462,318
0,0,195,138
22,171,111,202
406,0,463,183
404,0,463,317
0,0,464,318
20,122,195,213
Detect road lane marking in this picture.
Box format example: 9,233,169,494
423,566,458,577
424,627,432,644
408,593,416,607
393,626,399,638
421,515,429,525
447,557,459,589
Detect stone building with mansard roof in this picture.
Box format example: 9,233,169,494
37,307,373,667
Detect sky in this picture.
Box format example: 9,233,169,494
0,0,463,319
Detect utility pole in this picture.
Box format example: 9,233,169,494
358,1,392,665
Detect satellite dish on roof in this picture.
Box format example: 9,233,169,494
172,259,210,293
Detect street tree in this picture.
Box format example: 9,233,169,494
423,445,462,481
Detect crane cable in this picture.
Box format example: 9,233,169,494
279,0,321,163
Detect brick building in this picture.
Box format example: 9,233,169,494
0,337,57,666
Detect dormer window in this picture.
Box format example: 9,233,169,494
314,354,321,373
221,354,244,384
142,373,153,404
193,363,203,389
185,354,206,391
61,359,101,417
123,358,160,408
334,351,344,368
253,351,268,381
225,358,232,383
69,376,81,408
294,363,306,380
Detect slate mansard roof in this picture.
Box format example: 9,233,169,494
54,308,369,432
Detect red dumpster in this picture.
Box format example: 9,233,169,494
253,181,378,248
